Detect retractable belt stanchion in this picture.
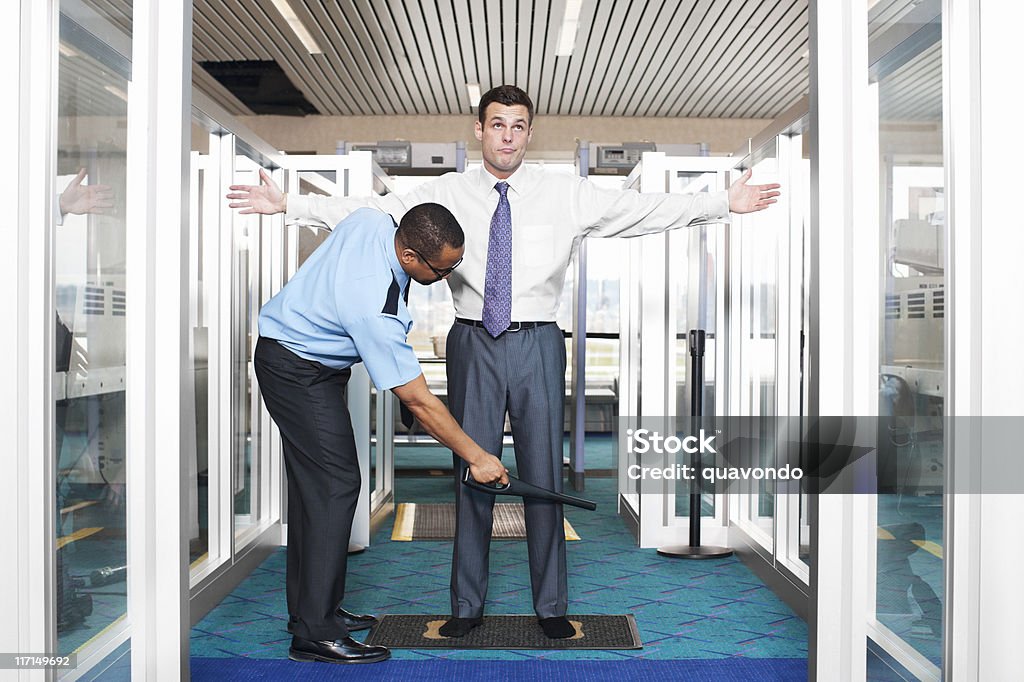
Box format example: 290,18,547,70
657,329,732,559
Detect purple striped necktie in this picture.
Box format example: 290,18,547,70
482,181,512,337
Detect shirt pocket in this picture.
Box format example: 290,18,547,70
515,223,558,268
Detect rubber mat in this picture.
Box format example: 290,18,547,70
391,502,579,541
364,614,641,650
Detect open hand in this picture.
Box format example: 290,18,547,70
728,168,781,214
226,168,286,215
59,168,113,216
469,454,509,485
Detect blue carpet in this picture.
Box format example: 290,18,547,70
191,657,807,680
192,476,808,663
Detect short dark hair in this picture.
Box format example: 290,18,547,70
477,85,534,125
397,203,464,260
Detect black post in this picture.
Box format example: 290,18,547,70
657,330,733,559
688,329,704,548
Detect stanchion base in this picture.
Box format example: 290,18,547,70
348,543,366,555
656,545,733,559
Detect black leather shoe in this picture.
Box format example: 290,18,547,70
287,608,379,634
288,636,390,664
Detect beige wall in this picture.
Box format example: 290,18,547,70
236,114,771,160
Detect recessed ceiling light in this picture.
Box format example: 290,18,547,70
270,0,324,55
467,83,481,107
555,0,584,57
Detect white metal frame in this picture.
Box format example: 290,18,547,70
808,0,876,679
5,2,59,681
944,2,1024,680
124,1,192,678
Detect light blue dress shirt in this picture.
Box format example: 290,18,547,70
258,207,422,390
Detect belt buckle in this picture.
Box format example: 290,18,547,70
506,321,523,333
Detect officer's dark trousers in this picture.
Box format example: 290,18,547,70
253,336,358,641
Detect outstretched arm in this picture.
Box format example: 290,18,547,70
727,168,781,214
391,375,509,485
226,168,286,215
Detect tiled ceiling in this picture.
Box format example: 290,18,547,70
70,1,940,123
191,0,810,118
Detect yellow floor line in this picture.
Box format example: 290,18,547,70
392,502,416,541
912,539,943,559
57,527,103,550
564,519,580,541
60,500,98,515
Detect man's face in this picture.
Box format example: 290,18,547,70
474,103,533,179
405,243,465,285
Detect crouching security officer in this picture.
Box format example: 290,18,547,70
253,204,508,664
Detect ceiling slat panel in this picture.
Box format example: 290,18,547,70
317,2,397,114
577,0,639,116
185,0,817,121
672,0,778,117
501,0,518,87
650,0,746,117
362,0,432,113
400,0,455,113
691,1,805,117
193,3,264,61
341,2,412,114
552,0,601,114
381,0,442,113
563,0,617,114
726,5,807,117
467,0,494,91
604,0,690,116
483,0,503,88
423,0,466,114
297,0,378,115
515,0,534,94
624,0,712,117
241,0,355,115
532,0,564,116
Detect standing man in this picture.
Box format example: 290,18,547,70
229,85,780,639
252,202,508,664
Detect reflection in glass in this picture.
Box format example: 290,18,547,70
732,147,780,550
232,157,264,537
188,126,212,566
54,6,131,656
873,4,944,668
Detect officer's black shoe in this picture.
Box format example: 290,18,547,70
287,609,379,634
288,636,390,664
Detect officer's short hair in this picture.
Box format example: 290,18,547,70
398,202,464,260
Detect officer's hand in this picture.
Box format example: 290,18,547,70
227,168,286,215
470,454,509,485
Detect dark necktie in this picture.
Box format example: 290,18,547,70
482,181,512,337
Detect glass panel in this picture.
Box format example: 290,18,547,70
187,124,213,567
733,143,780,551
874,7,944,667
232,153,265,538
54,2,131,656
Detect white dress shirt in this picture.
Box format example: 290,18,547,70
286,164,731,322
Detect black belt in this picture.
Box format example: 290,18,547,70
455,317,554,333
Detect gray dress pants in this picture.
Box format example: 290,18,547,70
446,321,568,619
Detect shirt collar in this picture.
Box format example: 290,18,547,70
479,163,531,197
384,219,410,293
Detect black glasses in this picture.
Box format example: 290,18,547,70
411,247,463,280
